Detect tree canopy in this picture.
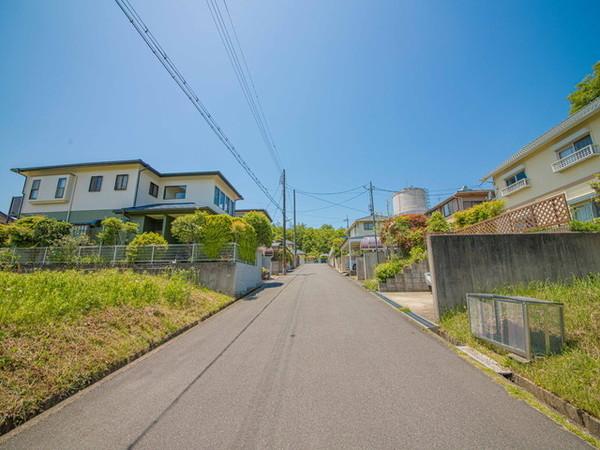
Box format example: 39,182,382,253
242,211,273,247
272,223,345,259
568,61,600,114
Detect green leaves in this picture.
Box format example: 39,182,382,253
3,216,72,247
453,200,504,229
568,61,600,114
97,217,138,245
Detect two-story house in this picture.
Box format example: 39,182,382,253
482,97,600,221
426,187,494,222
10,159,243,241
340,214,386,256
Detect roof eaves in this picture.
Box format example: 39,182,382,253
482,97,600,181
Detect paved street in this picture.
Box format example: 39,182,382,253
0,264,588,449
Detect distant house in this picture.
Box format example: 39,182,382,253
340,214,387,257
482,97,600,222
234,208,273,223
426,187,494,222
10,159,243,241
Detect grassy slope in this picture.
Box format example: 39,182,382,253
441,275,600,418
0,270,234,432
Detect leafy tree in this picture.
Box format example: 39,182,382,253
271,223,345,256
453,200,504,229
380,214,427,254
126,232,168,262
592,174,600,204
426,212,452,233
97,217,138,245
6,216,72,247
171,211,208,244
242,211,273,247
568,61,600,114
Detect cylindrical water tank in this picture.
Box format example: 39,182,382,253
392,187,428,215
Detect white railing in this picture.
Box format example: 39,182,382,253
0,243,256,266
500,178,529,197
551,144,599,172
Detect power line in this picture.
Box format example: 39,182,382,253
296,189,369,214
114,0,282,211
206,0,283,172
298,190,367,213
292,185,366,196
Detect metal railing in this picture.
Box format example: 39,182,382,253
551,144,599,172
500,178,529,197
467,293,564,360
0,243,256,266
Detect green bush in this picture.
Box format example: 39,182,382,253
569,218,600,232
243,211,273,247
5,216,72,247
426,211,452,233
97,217,138,245
0,225,9,247
126,232,168,262
0,248,17,269
363,279,379,291
47,234,92,264
162,272,192,306
374,259,406,282
171,211,208,244
453,200,504,228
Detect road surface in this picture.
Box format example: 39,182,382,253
0,264,588,449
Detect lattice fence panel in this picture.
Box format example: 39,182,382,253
455,194,571,235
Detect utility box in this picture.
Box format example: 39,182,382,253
466,293,564,360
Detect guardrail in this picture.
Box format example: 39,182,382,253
467,293,564,360
0,243,255,266
551,144,599,172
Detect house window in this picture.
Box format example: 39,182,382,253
214,186,234,213
364,222,374,231
572,201,599,222
442,203,451,217
149,182,159,198
164,185,186,199
71,224,90,237
55,177,67,198
29,179,41,200
114,174,129,191
558,135,593,159
89,176,103,192
463,200,483,210
505,170,527,187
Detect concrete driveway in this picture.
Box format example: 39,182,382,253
0,264,588,449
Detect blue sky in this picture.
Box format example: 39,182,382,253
1,0,599,227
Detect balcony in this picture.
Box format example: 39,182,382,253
551,144,599,173
500,178,529,197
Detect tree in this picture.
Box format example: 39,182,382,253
242,211,273,247
380,214,428,254
6,216,72,247
97,217,138,245
426,212,452,233
592,174,600,204
453,200,504,229
171,211,208,244
568,61,600,114
126,232,168,262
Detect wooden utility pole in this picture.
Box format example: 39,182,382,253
293,189,297,268
369,181,380,264
282,170,287,274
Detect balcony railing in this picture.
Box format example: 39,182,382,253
551,144,599,172
500,178,529,197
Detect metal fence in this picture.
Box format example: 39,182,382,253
455,194,571,234
0,243,255,266
467,293,564,360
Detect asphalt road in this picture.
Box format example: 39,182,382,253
1,264,588,449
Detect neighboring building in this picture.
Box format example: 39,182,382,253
11,159,243,241
0,211,12,224
426,187,494,222
482,97,600,222
234,208,273,223
392,187,428,215
340,214,387,256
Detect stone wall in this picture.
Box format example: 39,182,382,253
427,232,600,320
378,259,429,292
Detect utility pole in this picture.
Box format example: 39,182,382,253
345,216,352,274
293,189,297,268
282,170,287,274
369,181,380,263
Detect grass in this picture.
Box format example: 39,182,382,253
0,269,233,432
440,275,600,419
362,279,379,291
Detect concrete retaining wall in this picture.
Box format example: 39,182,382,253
356,251,386,280
379,259,429,292
427,232,600,320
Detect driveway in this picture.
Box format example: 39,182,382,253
0,264,588,449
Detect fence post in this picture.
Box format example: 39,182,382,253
151,245,155,264
112,246,118,265
191,243,196,263
42,247,48,266
232,243,238,262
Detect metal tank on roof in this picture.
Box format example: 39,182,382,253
392,187,428,215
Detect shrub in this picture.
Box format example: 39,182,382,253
0,248,17,269
97,217,138,245
570,218,600,232
162,272,192,306
426,211,451,233
171,211,208,244
126,232,168,262
48,234,92,264
363,279,379,291
5,216,72,247
243,211,273,247
0,225,9,247
375,259,407,282
453,200,504,229
380,214,427,254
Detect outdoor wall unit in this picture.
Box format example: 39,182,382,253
466,293,564,360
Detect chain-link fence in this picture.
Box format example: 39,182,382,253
467,293,564,360
0,243,255,266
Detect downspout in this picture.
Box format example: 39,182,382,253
17,170,26,218
66,173,78,223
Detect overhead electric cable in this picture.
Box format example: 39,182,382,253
296,190,369,214
292,185,366,196
298,190,367,213
114,0,281,211
206,0,283,172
